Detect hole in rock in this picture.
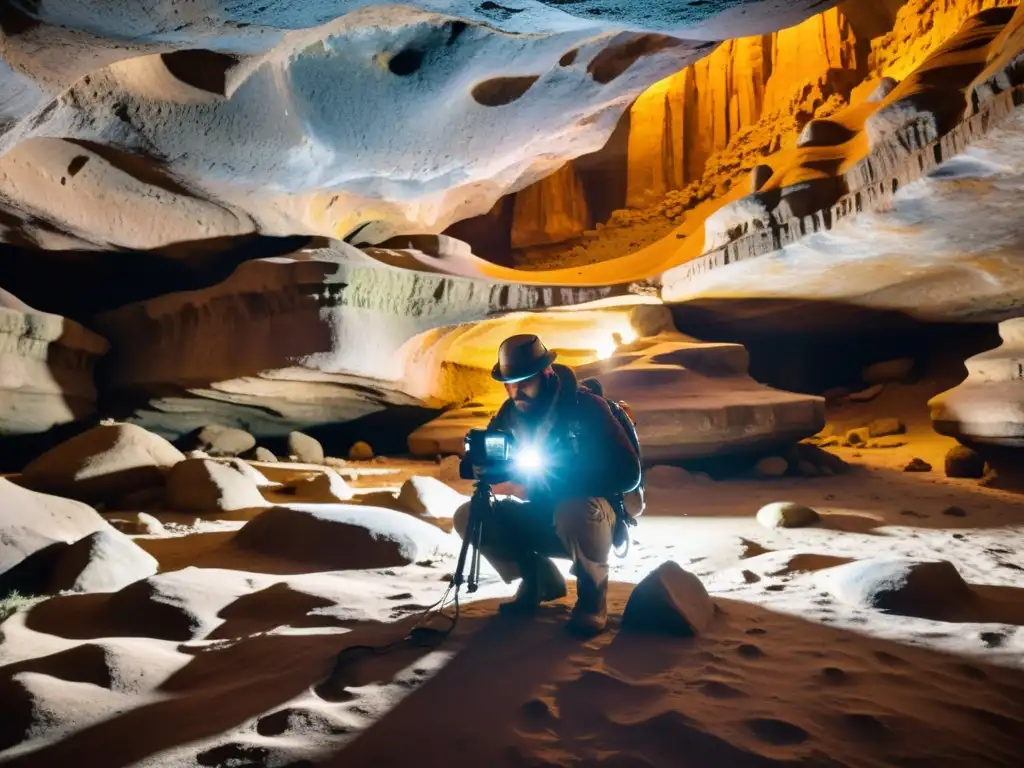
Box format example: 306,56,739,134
559,49,578,66
161,50,240,96
587,34,682,85
447,20,468,45
389,48,424,76
66,155,89,177
471,76,540,106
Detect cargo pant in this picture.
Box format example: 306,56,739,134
453,495,615,612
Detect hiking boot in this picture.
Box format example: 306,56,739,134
566,561,608,637
499,556,567,616
566,605,608,637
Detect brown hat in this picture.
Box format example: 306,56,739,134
492,334,557,383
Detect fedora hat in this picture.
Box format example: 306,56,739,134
492,334,557,383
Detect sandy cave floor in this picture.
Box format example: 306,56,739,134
1,388,1024,767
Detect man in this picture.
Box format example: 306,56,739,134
453,334,641,636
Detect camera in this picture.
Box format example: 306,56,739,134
459,428,545,481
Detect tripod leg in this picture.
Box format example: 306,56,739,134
467,493,486,592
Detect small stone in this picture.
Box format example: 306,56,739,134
288,431,325,464
902,458,932,473
797,460,819,478
191,424,256,457
846,428,870,446
348,441,374,461
849,384,885,403
868,418,905,438
755,456,788,478
944,445,985,479
251,446,278,462
862,358,914,385
756,502,820,529
621,562,714,636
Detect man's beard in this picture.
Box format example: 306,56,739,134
513,394,536,412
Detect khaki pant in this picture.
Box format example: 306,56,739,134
453,496,615,609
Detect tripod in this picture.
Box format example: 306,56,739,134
452,479,492,594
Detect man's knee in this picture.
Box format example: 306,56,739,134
453,500,471,538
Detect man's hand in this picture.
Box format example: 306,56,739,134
493,481,528,500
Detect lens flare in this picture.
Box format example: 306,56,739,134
596,337,617,360
515,444,543,472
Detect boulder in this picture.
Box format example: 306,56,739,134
902,458,932,473
232,505,455,570
163,458,268,514
396,476,469,519
645,465,693,487
821,557,974,620
868,418,905,438
218,457,275,487
848,384,885,403
17,423,184,503
862,358,914,385
621,562,714,636
846,427,870,445
0,478,110,579
48,530,158,594
291,469,354,502
348,441,374,461
288,432,324,464
110,512,165,536
251,447,278,462
755,456,788,478
944,445,986,479
756,502,819,529
189,425,256,457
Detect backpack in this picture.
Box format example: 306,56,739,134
578,379,645,549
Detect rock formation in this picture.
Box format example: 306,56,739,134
409,330,824,459
929,317,1024,447
0,287,108,436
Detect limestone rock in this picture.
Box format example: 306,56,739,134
868,418,905,438
930,318,1024,447
755,456,788,477
348,441,374,462
902,457,932,472
291,469,354,503
510,162,590,249
865,76,899,102
0,287,109,437
251,447,278,463
17,423,184,503
821,557,974,620
48,530,158,594
438,455,463,484
110,512,165,537
232,506,455,571
750,164,773,193
218,458,275,487
189,425,256,457
862,358,914,385
288,432,324,465
849,384,885,403
796,119,854,148
411,334,825,461
756,502,820,529
0,478,110,579
163,458,268,514
944,445,986,479
396,476,469,519
621,562,714,636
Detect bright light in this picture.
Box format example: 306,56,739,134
596,337,617,360
618,328,637,344
515,445,543,472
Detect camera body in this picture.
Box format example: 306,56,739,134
459,428,517,481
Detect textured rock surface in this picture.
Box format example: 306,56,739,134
930,317,1024,447
410,332,824,459
0,0,836,251
621,561,714,636
396,476,469,519
16,423,184,503
0,287,108,436
163,458,269,514
91,248,628,441
48,529,158,594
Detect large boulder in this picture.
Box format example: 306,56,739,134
0,287,109,437
187,425,256,457
756,501,819,529
396,476,469,519
621,562,714,636
288,432,324,464
290,469,354,503
163,458,268,514
48,530,158,594
0,478,110,579
231,505,455,571
821,558,975,620
17,423,184,503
